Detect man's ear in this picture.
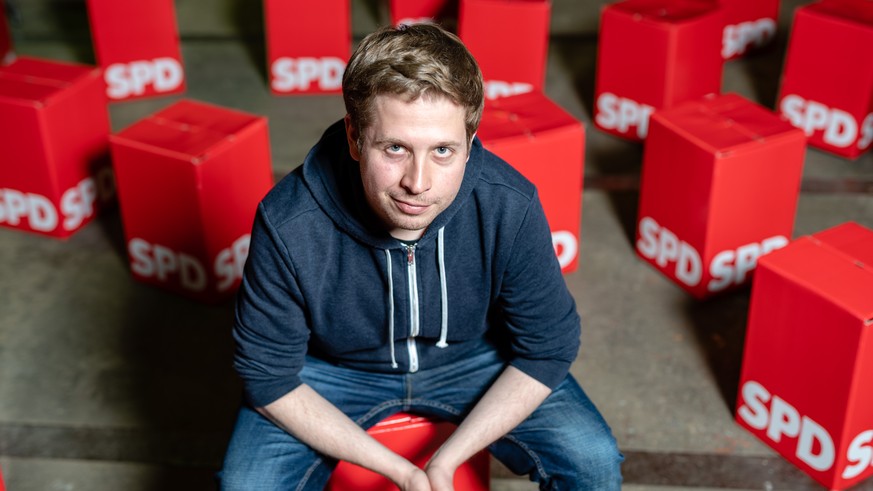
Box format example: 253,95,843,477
344,114,361,161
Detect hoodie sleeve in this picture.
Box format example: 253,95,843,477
232,203,310,408
498,192,581,390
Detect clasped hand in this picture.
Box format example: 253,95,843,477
397,461,456,491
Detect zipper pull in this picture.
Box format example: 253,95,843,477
406,245,415,265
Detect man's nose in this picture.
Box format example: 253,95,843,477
400,157,430,195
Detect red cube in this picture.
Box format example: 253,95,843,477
390,0,454,26
736,222,873,490
265,0,350,95
478,91,585,273
594,0,724,141
327,413,490,491
459,0,550,100
636,93,806,298
704,0,779,59
777,0,873,159
110,100,273,302
0,0,12,65
86,0,185,101
0,57,113,238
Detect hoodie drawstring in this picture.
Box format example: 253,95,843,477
384,227,448,370
436,227,449,348
385,249,398,368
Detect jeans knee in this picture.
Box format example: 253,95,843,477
571,434,624,489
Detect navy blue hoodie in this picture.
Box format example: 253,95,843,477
233,120,581,408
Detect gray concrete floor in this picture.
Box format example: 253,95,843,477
1,1,873,490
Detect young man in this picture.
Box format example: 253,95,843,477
220,23,623,491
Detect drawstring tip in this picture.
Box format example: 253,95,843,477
435,340,448,348
391,362,399,369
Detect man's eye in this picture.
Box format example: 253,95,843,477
388,145,403,153
435,147,450,155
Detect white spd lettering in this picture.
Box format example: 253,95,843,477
636,217,701,287
707,235,788,292
595,92,654,139
0,171,112,233
271,57,345,92
780,94,872,148
722,18,776,59
128,238,207,292
844,430,873,480
105,57,184,99
551,231,578,270
395,17,433,26
60,176,98,231
484,80,534,100
0,189,57,232
214,234,251,291
859,113,873,150
738,380,856,474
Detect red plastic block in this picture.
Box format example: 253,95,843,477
0,0,13,65
594,0,724,141
459,0,550,100
265,0,350,95
777,0,873,159
86,0,185,101
636,93,806,298
0,56,113,238
478,91,585,273
702,0,779,59
390,0,454,26
110,100,273,302
736,222,873,490
326,413,490,491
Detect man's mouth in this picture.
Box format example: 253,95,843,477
393,198,431,215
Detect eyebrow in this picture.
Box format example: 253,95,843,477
372,137,464,148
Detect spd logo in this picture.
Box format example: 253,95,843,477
636,217,788,292
484,80,534,100
271,57,345,92
780,94,873,150
722,18,776,59
105,57,184,99
595,92,654,139
738,380,873,480
128,234,250,293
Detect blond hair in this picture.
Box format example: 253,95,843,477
342,23,484,145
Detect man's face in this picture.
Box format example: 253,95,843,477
346,93,470,241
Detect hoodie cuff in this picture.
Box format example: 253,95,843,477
510,357,573,390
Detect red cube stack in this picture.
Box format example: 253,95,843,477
265,0,350,95
594,0,724,141
87,0,186,101
0,57,113,238
110,100,273,302
777,0,873,159
737,222,873,490
636,93,806,298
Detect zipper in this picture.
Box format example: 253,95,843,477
405,244,420,373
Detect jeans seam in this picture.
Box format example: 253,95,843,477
354,399,407,426
501,433,551,484
407,399,463,417
296,458,323,491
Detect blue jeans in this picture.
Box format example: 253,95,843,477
218,343,623,490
